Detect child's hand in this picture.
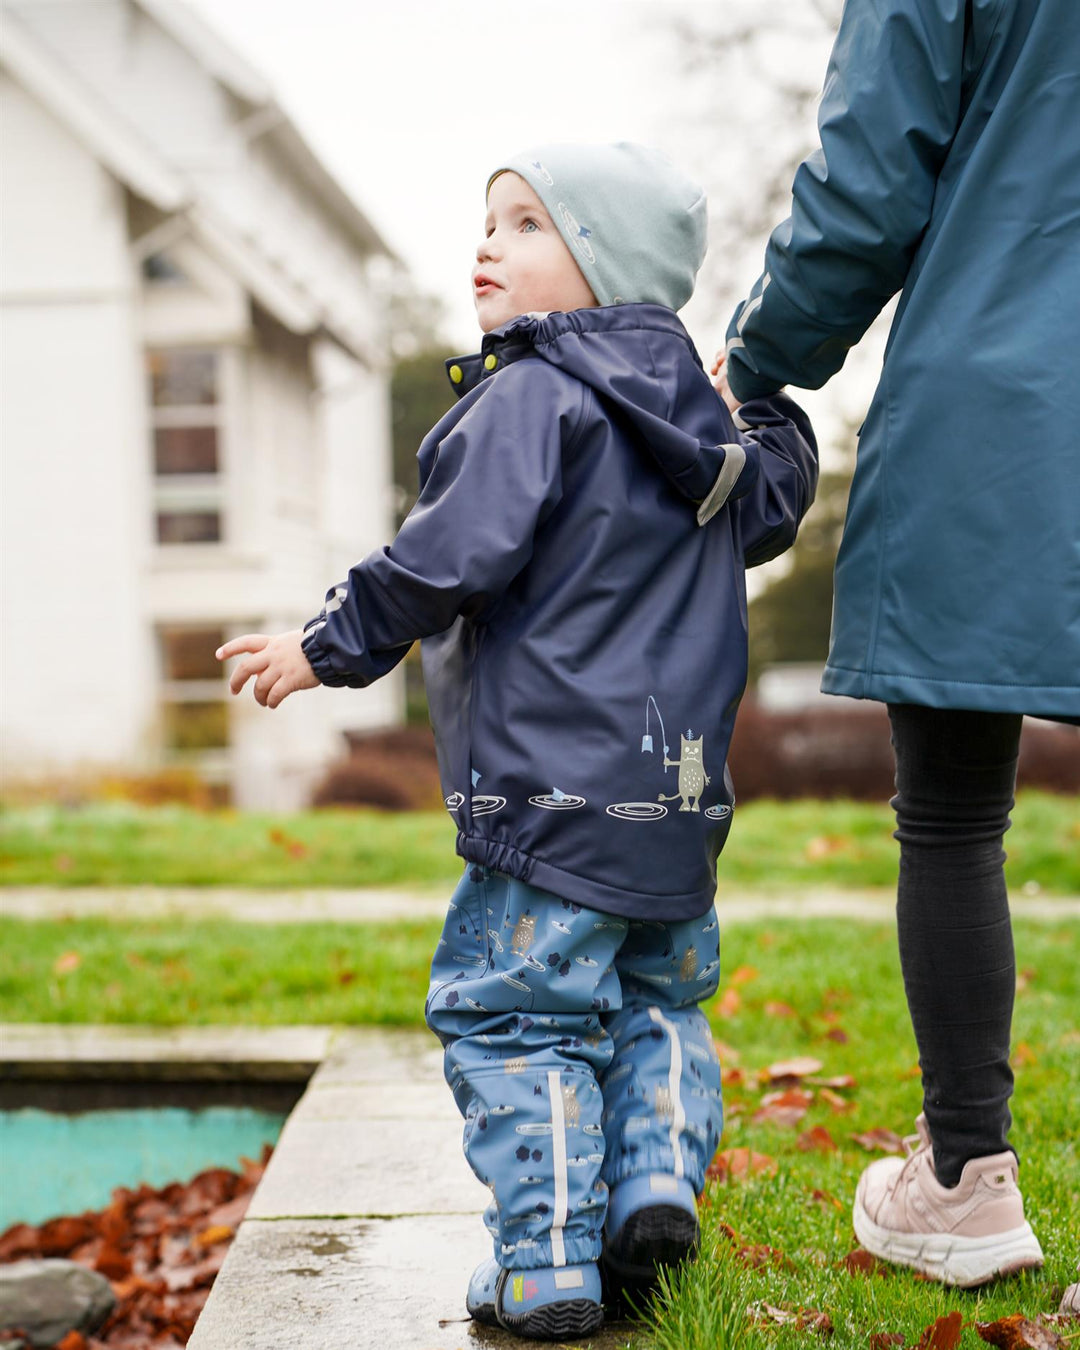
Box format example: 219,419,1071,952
710,350,741,414
216,630,320,709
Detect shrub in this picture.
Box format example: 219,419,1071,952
727,699,1080,801
311,726,444,811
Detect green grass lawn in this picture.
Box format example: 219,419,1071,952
0,913,1074,1346
2,791,1078,891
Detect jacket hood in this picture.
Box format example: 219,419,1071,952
446,305,740,507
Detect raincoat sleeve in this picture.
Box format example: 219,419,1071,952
725,0,967,401
300,365,581,688
728,394,819,567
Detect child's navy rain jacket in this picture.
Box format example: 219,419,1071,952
302,304,816,919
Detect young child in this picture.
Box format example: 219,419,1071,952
219,142,817,1341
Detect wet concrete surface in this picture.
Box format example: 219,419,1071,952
189,1216,635,1350
187,1029,640,1349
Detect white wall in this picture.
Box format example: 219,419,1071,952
0,69,155,775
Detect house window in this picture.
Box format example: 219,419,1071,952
159,624,229,752
147,349,225,544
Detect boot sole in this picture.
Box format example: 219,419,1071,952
853,1201,1044,1288
497,1297,605,1340
603,1203,700,1301
481,1266,604,1340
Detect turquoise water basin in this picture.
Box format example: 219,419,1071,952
0,1105,286,1229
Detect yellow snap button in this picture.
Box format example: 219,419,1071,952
449,364,463,384
484,354,498,371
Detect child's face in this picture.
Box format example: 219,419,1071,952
473,172,598,333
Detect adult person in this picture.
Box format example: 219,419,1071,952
716,0,1079,1288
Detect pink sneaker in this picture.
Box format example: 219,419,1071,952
853,1115,1044,1288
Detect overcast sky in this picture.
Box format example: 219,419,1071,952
187,1,688,346
185,0,882,457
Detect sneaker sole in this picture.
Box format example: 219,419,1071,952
853,1201,1044,1288
604,1203,700,1293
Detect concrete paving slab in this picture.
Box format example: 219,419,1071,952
187,1216,636,1350
0,886,448,924
289,1081,451,1124
315,1027,446,1085
6,884,1077,924
192,1028,639,1346
0,1023,330,1080
245,1112,485,1219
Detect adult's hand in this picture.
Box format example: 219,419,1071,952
710,350,740,414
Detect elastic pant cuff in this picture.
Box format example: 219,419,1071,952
602,1151,705,1194
499,1234,602,1271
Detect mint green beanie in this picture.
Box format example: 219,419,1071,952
488,142,707,313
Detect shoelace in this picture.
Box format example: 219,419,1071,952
901,1130,923,1159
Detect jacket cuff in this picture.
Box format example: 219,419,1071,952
726,345,786,404
300,624,352,688
696,444,760,525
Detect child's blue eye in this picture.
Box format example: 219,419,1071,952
522,220,539,233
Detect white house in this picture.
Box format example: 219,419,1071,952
0,0,404,809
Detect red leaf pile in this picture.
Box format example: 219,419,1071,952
0,1147,270,1348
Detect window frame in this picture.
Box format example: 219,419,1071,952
147,345,237,549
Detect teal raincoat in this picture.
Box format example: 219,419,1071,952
726,0,1079,717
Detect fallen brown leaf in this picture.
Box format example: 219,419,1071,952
707,1148,777,1181
715,988,742,1018
798,1126,838,1152
754,1087,812,1128
824,1028,850,1044
193,1224,234,1248
976,1315,1067,1350
809,1188,843,1211
53,1333,87,1350
911,1311,964,1350
713,1039,740,1064
53,950,81,975
765,1000,798,1018
1011,1042,1038,1068
736,1243,793,1270
729,964,760,986
852,1128,905,1154
806,834,849,859
752,1302,834,1336
766,1056,824,1081
839,1247,885,1276
820,1087,857,1114
871,1335,905,1350
94,1243,132,1280
805,1075,857,1089
721,1067,745,1087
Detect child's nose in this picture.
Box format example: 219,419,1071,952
477,234,500,262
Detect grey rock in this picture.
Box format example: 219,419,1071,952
0,1259,115,1348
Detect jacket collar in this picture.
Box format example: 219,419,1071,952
445,303,690,398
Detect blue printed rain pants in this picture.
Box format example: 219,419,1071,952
425,867,723,1272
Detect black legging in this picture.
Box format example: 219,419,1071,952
887,702,1024,1187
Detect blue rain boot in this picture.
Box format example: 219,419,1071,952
466,1257,604,1340
603,1173,699,1306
